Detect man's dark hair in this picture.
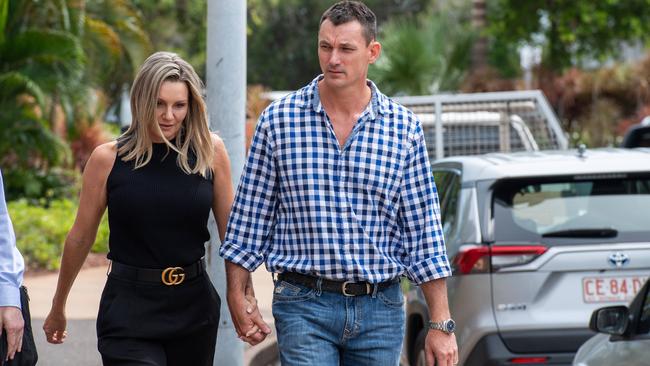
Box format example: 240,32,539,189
320,1,377,45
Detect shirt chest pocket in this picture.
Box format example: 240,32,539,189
346,144,402,196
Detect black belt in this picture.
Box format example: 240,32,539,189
108,259,205,286
277,272,399,297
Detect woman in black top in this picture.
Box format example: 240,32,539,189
42,52,270,365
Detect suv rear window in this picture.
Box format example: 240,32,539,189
493,174,650,244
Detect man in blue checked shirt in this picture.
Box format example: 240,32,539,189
0,170,25,362
221,1,458,365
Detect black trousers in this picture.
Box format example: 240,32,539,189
0,286,37,366
96,272,220,366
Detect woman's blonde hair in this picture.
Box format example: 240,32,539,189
119,51,213,178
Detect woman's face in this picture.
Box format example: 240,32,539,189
151,80,189,142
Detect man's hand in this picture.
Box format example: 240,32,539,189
225,261,272,346
425,330,458,366
0,306,24,360
419,279,458,366
43,310,67,344
227,293,271,345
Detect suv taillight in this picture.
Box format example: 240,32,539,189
453,245,548,274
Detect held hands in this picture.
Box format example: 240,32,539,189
43,310,67,344
0,306,24,361
227,294,271,346
425,330,459,366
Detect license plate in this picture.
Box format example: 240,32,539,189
582,276,647,303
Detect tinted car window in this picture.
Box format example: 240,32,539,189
433,171,453,213
493,174,650,245
433,171,460,240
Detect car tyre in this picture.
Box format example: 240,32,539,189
414,328,429,366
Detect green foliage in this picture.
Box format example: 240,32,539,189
486,38,520,79
369,8,474,95
2,168,78,203
8,199,109,270
85,0,153,101
488,0,650,72
0,0,8,44
0,43,73,199
0,71,71,193
3,29,86,91
370,17,433,95
1,0,150,202
247,0,429,90
132,0,205,78
0,2,81,200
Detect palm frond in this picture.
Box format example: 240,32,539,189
370,18,434,95
114,18,152,70
0,104,68,168
66,0,86,36
370,10,474,96
54,0,71,32
83,17,123,85
0,71,46,107
2,28,85,76
1,28,85,98
86,0,152,70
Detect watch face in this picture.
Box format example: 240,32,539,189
446,319,456,333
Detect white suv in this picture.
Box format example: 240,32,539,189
403,148,650,366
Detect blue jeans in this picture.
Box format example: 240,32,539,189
272,277,405,366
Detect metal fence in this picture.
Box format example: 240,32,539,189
394,90,568,160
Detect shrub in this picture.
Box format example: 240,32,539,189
2,167,80,204
7,199,109,270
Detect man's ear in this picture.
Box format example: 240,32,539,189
368,40,381,64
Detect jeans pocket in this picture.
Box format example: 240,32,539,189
377,283,404,309
272,280,316,303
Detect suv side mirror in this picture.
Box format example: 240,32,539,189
589,306,629,335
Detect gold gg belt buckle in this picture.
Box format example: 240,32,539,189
161,267,185,285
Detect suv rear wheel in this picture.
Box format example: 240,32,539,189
414,329,428,366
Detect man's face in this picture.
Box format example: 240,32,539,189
318,19,380,90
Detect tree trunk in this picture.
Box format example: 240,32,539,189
470,0,488,70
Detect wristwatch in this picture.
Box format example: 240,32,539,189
428,319,456,334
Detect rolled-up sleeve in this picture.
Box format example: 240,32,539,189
0,170,24,308
219,113,277,271
399,123,451,284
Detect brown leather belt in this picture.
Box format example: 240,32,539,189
108,259,205,286
277,272,399,297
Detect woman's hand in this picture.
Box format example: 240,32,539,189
43,310,67,344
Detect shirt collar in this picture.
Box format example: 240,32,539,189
297,74,391,119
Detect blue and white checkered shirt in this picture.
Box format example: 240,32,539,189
220,76,450,284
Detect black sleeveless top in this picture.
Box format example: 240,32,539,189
106,142,213,268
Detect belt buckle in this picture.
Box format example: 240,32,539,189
342,281,371,297
161,267,185,285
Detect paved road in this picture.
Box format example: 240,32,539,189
32,319,101,365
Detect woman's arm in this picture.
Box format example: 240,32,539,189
210,134,271,344
210,134,234,242
43,142,116,344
